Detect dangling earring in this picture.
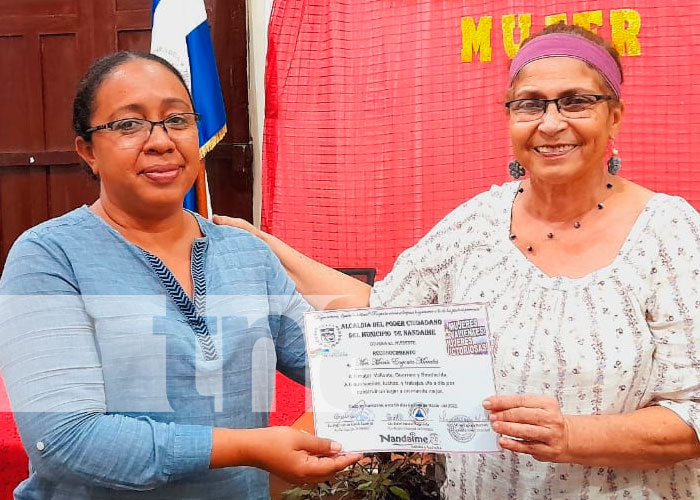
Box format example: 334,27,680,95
607,140,621,175
508,160,526,179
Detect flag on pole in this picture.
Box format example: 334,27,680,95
150,0,227,217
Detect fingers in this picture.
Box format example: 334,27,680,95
289,452,363,485
490,406,550,425
254,428,361,484
295,432,362,475
320,453,364,472
313,454,362,477
491,420,551,442
487,398,564,442
212,215,266,240
484,394,557,411
212,214,229,224
498,437,551,460
212,215,249,229
297,432,343,456
483,394,571,464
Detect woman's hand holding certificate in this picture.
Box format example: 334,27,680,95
304,304,500,453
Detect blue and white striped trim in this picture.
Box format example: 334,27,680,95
142,239,218,361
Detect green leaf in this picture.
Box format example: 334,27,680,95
355,473,375,482
281,488,314,500
356,481,374,491
384,461,402,475
389,486,411,500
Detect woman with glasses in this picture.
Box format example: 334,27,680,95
217,23,700,498
0,52,359,500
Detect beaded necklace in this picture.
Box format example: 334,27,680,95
509,182,614,253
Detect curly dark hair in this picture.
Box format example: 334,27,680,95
72,51,194,142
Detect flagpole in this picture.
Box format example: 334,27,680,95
195,160,209,219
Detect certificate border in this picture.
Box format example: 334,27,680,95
303,302,501,454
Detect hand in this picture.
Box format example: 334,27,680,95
247,427,362,484
484,395,573,463
212,215,263,239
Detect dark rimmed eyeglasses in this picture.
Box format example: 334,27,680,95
85,112,201,140
505,95,615,122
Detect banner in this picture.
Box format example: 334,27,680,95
263,0,700,279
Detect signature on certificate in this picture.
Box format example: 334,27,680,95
334,400,374,423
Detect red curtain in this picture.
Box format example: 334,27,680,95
263,0,700,280
0,377,27,498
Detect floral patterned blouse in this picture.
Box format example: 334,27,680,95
370,182,700,499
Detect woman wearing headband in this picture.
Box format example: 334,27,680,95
216,23,700,497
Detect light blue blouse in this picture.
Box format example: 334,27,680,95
0,206,311,499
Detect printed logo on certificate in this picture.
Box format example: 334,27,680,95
304,304,499,453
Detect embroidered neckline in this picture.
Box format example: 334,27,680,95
142,239,218,361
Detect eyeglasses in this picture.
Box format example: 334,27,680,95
505,95,615,122
85,112,201,144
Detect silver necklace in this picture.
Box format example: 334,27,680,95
509,182,613,253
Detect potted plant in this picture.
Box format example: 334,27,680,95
282,452,445,500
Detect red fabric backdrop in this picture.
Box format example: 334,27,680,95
0,378,26,499
264,0,700,424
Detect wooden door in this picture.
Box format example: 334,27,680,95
0,0,252,268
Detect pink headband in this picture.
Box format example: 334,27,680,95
509,33,622,98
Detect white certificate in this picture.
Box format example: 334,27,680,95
304,304,499,453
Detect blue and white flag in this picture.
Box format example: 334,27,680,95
151,0,227,212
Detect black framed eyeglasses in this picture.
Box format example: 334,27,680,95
505,95,615,122
85,112,201,138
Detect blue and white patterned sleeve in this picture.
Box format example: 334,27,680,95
0,232,212,490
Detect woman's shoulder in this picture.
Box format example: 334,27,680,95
196,216,268,248
1,208,96,292
421,181,516,240
21,206,93,237
9,206,97,256
392,182,515,268
445,181,517,218
195,215,278,265
649,191,699,217
617,178,695,216
195,217,296,293
622,184,700,266
640,188,700,232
